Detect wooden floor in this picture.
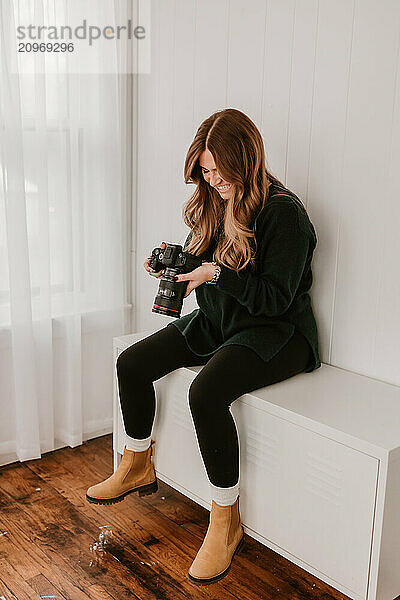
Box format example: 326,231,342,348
0,434,351,600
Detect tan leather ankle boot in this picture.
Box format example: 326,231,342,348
188,496,244,585
85,440,158,505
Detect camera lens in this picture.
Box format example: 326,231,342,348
152,268,186,317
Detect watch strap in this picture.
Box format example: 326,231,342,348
204,261,221,285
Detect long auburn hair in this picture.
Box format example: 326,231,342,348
183,108,285,272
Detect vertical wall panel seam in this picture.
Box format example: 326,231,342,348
329,0,357,364
225,0,231,107
284,0,297,185
131,0,138,332
305,0,320,212
155,0,160,195
261,0,271,164
259,0,269,131
192,0,198,124
169,0,178,237
371,12,400,371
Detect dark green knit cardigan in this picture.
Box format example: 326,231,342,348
170,182,321,372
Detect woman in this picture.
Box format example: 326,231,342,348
86,108,321,586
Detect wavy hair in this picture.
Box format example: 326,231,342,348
182,108,284,272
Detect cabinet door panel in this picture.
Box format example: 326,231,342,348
233,402,378,596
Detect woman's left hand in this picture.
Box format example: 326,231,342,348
175,263,216,298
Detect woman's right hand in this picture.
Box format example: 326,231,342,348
143,242,167,278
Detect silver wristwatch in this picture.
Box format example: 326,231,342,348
205,261,221,285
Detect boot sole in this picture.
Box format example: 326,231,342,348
187,532,245,586
85,478,158,505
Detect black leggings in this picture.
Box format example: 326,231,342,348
116,323,312,488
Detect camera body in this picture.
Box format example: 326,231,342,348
149,243,203,317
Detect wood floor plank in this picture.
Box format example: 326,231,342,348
85,583,118,600
0,464,190,599
0,434,352,600
0,559,43,600
0,576,18,600
0,519,112,600
0,525,42,580
27,461,240,599
26,573,67,599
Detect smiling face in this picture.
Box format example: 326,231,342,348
199,148,233,200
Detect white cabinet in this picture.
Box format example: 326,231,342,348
113,330,400,600
236,403,378,596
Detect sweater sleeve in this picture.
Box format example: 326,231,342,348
214,205,311,317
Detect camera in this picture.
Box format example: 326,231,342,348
149,243,203,317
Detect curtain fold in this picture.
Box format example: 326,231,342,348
0,0,130,463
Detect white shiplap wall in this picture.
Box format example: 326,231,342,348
134,0,400,386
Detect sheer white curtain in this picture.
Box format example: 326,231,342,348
0,1,131,463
